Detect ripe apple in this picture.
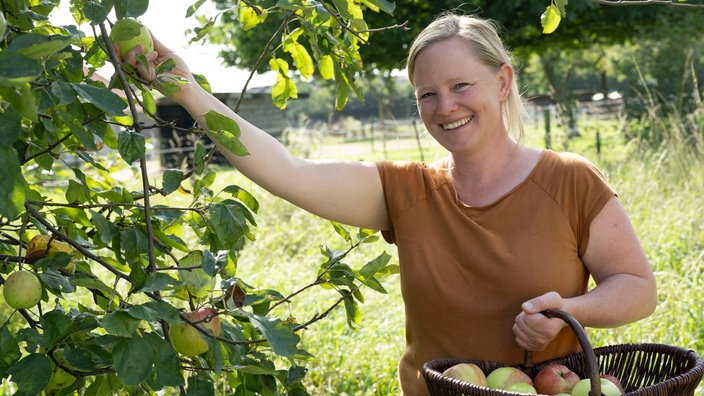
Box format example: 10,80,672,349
3,270,43,309
505,382,537,394
534,363,580,394
169,308,221,356
110,18,154,60
486,366,533,390
442,362,487,387
571,378,623,396
600,374,625,393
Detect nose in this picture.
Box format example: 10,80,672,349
436,93,458,115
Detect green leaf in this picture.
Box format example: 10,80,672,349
39,268,76,295
40,309,79,346
5,353,52,394
142,272,182,292
342,290,362,328
193,142,207,175
0,146,25,219
284,30,314,79
103,311,142,337
331,221,351,242
178,250,213,298
0,106,21,143
83,1,111,23
245,312,310,358
143,332,184,388
114,0,150,19
143,300,183,323
7,33,71,59
71,83,127,115
142,89,156,116
117,130,146,164
0,325,21,372
0,84,39,122
0,51,42,86
238,3,268,31
113,335,154,387
318,55,334,80
187,374,216,396
360,0,395,15
541,4,562,35
162,168,184,194
222,185,259,213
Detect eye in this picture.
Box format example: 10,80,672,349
418,91,435,100
454,82,471,90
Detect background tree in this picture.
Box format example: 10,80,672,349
206,0,702,144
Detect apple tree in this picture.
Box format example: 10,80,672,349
0,0,398,394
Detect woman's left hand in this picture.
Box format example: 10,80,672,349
513,291,568,351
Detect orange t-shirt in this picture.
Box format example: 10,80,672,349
376,149,616,396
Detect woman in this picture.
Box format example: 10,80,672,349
122,12,657,395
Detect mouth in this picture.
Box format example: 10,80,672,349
442,116,473,130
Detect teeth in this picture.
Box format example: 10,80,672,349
443,116,472,130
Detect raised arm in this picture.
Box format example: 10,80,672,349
120,35,389,231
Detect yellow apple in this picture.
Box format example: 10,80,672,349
442,362,487,387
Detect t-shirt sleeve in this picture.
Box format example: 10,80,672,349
564,154,617,257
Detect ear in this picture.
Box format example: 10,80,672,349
497,63,514,100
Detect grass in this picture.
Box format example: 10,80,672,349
222,115,704,395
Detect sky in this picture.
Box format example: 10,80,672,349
51,0,275,92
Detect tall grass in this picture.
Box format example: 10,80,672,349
227,104,704,394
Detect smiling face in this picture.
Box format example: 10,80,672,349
412,36,512,156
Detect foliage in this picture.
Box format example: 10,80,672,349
0,0,399,395
197,0,395,110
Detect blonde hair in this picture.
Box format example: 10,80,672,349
407,13,526,143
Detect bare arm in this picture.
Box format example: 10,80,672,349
123,36,389,231
514,196,657,350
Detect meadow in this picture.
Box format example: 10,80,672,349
223,113,704,395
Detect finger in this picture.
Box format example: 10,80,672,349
521,291,562,314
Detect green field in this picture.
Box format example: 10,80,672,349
213,118,704,395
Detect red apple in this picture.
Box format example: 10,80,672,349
533,363,580,394
486,366,533,390
600,374,625,393
442,362,487,387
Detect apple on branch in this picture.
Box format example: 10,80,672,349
169,307,221,357
2,270,43,309
534,363,580,394
110,18,154,60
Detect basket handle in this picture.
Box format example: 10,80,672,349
523,308,602,396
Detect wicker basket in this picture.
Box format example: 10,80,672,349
423,309,704,395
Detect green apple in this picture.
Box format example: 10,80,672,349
442,362,487,387
486,366,533,390
3,270,42,309
169,308,221,356
571,378,623,396
110,18,154,60
505,382,537,394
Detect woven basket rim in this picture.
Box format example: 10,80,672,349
423,342,704,396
